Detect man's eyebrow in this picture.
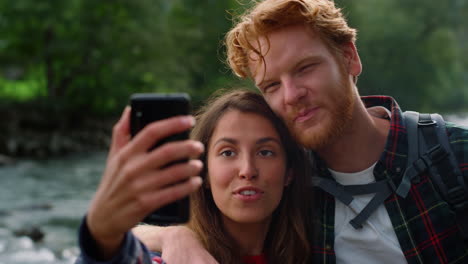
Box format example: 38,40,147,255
256,55,323,88
294,55,323,68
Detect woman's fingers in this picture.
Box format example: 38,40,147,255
131,139,204,174
124,115,195,156
132,159,203,193
87,109,204,246
109,106,131,157
137,176,203,212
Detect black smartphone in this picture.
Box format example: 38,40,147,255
130,93,191,225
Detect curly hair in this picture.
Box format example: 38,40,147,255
225,0,357,79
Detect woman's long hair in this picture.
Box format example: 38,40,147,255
188,89,313,264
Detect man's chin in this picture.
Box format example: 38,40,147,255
292,124,332,151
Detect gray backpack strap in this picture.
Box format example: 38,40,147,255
399,111,468,241
396,111,425,197
313,176,393,229
312,177,354,206
421,114,468,241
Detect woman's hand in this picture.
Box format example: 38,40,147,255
86,107,204,259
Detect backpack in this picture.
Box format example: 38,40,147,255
312,111,468,240
397,111,468,241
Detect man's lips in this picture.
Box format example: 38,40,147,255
294,107,320,123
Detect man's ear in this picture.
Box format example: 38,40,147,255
342,42,362,77
284,169,293,187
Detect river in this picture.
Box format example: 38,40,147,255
0,114,467,264
0,152,106,264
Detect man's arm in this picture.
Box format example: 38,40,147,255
132,225,219,264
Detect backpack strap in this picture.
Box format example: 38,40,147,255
419,114,468,240
400,111,468,240
396,111,432,197
313,176,393,229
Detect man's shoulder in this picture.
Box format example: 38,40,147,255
446,122,468,143
445,122,468,169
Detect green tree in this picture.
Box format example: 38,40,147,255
338,0,468,112
0,0,242,113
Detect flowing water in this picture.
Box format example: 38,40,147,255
0,114,466,264
0,152,106,264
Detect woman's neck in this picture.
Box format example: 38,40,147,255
222,216,271,256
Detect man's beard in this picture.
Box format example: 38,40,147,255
288,74,355,151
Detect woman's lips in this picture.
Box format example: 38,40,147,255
233,187,264,201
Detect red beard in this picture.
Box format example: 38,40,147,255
286,72,355,151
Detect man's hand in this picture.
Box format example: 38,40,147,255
133,225,219,264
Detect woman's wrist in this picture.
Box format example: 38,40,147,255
85,214,125,261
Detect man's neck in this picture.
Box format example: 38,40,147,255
317,99,390,173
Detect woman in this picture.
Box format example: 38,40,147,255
76,89,312,264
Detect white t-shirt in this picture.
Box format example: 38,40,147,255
329,164,408,264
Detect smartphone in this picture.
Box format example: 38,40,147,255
130,93,191,225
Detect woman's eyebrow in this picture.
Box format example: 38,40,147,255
212,137,237,147
256,137,281,145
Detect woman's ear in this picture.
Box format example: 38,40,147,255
284,169,293,187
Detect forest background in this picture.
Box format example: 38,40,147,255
1,0,467,158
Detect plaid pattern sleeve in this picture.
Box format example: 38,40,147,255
310,96,468,264
76,217,154,264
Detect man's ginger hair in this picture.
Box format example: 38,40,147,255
225,0,357,78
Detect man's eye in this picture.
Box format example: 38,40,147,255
298,63,317,73
221,150,236,157
299,64,311,72
263,82,280,93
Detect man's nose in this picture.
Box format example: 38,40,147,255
283,78,306,105
238,155,258,180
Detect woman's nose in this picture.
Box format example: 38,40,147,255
238,156,258,180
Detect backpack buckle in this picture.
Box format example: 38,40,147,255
427,145,449,164
417,113,437,127
447,185,468,207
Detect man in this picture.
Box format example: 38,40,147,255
135,0,468,263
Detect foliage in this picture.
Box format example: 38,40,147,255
0,0,241,113
0,0,467,114
339,0,468,112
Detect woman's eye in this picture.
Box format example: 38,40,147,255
259,150,274,157
221,150,236,157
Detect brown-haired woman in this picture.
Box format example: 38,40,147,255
185,89,312,263
75,89,312,264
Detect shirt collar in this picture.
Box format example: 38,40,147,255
361,96,408,181
314,96,408,182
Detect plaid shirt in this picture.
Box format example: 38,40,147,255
311,96,468,264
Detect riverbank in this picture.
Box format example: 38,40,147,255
1,102,467,162
0,101,117,160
